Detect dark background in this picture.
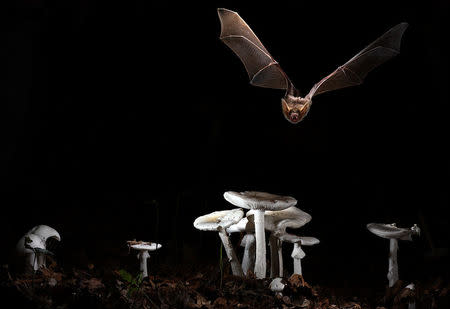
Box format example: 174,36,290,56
0,1,448,288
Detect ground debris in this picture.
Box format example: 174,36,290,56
1,264,448,309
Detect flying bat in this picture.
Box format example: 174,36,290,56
217,8,408,124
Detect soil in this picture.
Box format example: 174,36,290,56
1,259,448,309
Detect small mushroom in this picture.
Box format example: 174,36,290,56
269,277,286,295
128,241,161,278
367,223,420,287
401,283,416,309
194,209,244,276
224,191,296,278
277,233,319,276
16,225,61,272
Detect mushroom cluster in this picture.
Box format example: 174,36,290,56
16,225,61,273
193,191,319,280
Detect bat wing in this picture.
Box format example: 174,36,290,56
218,8,289,90
307,22,408,98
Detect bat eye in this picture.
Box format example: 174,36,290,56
289,112,299,123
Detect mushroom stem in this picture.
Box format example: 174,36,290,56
241,234,256,276
278,240,284,277
253,209,266,278
292,243,304,275
137,251,150,278
388,238,399,287
29,253,40,271
293,256,302,275
218,227,244,277
269,234,279,278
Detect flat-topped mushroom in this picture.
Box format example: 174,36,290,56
127,240,161,278
16,225,61,273
224,191,297,278
277,233,320,276
194,209,244,276
367,223,420,287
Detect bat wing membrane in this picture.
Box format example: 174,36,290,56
307,22,408,98
218,8,289,89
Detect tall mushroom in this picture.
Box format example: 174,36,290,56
367,223,420,287
194,209,244,276
16,225,61,272
127,241,161,278
224,191,296,279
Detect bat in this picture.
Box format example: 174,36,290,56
217,8,408,124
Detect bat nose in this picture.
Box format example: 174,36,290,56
290,113,299,122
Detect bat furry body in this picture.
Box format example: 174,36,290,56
217,8,408,124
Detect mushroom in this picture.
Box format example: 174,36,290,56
240,233,256,276
248,206,312,277
367,223,420,287
277,233,319,276
226,217,256,276
127,241,161,278
194,209,244,276
16,225,61,272
269,277,286,295
224,191,296,278
27,225,61,268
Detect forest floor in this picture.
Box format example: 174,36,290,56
1,260,448,309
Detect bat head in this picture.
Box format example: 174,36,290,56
281,96,311,124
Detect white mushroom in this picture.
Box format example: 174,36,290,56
277,233,319,276
128,241,161,278
224,191,296,278
247,206,311,277
367,223,420,287
16,225,61,272
226,217,256,276
240,233,256,275
194,209,244,276
27,225,61,268
269,277,286,295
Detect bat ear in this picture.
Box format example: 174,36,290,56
281,98,291,114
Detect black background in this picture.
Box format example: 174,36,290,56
1,1,448,287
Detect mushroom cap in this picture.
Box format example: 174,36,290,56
405,283,415,290
16,233,46,254
130,242,162,251
367,223,420,241
247,206,311,232
226,217,252,233
299,236,320,246
28,225,61,242
276,233,302,243
269,277,286,292
193,209,244,231
224,191,296,211
275,233,319,246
